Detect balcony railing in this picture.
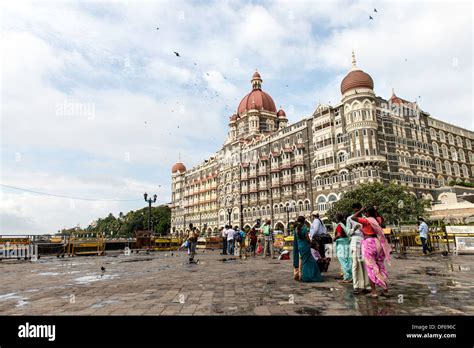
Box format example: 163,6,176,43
293,157,304,166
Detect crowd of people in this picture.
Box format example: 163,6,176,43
293,205,391,299
183,204,397,299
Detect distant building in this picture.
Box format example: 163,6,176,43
170,52,474,236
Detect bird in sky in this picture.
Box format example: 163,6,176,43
374,8,378,12
173,51,180,57
156,27,159,30
369,15,373,20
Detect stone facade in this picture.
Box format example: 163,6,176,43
170,54,474,236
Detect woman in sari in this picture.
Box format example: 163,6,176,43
351,206,390,298
292,215,323,282
334,213,352,283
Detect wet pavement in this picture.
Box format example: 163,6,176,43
0,249,473,316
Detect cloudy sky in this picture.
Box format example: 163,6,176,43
1,0,472,234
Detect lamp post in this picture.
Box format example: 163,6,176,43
227,197,234,227
284,201,296,236
143,192,157,232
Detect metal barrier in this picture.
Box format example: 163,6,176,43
0,235,34,260
67,231,105,256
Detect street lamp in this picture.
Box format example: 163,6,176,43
144,192,157,232
284,201,296,236
227,197,234,227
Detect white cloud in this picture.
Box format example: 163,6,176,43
1,0,472,234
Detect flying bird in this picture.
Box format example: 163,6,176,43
374,8,378,12
156,27,159,30
173,51,181,57
369,15,373,20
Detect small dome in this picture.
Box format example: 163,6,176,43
229,113,238,122
340,50,374,94
340,70,374,94
252,71,261,79
277,108,286,118
172,162,186,174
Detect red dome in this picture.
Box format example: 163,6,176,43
340,69,374,94
172,162,186,174
229,113,238,123
277,108,286,117
237,71,276,114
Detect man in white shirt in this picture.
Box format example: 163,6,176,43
226,226,235,255
221,226,228,255
309,212,326,257
346,202,370,294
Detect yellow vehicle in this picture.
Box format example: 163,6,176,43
283,235,294,251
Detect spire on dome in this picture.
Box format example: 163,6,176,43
392,87,396,96
351,49,357,70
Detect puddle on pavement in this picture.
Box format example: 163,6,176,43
295,307,321,315
74,274,119,284
121,258,154,263
220,258,238,263
38,272,60,276
90,299,121,308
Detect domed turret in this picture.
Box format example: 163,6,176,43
237,71,277,115
171,162,186,174
340,51,374,95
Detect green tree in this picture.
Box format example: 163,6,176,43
326,182,431,225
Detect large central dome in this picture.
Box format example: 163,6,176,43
237,71,277,115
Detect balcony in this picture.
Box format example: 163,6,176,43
271,181,280,188
281,161,291,169
249,186,258,193
283,190,293,197
258,168,268,176
294,175,306,183
281,178,292,185
241,187,248,194
258,183,268,190
270,165,280,173
296,142,305,149
241,172,248,180
314,163,336,174
293,157,304,166
346,155,386,167
249,171,257,179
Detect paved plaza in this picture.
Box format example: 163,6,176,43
1,249,473,316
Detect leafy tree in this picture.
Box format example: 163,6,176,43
326,182,431,225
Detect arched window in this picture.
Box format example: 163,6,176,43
317,196,327,212
456,136,463,147
466,139,472,150
453,163,460,177
461,164,469,178
432,142,439,157
459,149,465,162
444,161,451,175
435,159,442,173
451,147,458,161
338,152,347,163
439,131,445,142
441,144,448,158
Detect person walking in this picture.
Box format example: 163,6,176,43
334,213,352,283
221,226,228,255
293,215,323,282
187,227,199,264
234,226,241,257
226,225,235,255
418,218,432,255
346,202,370,295
262,220,274,259
351,206,391,298
309,212,328,257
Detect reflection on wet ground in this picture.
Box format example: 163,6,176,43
0,250,473,315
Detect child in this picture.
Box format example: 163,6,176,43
311,240,331,273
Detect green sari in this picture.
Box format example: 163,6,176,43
335,222,352,281
293,226,323,282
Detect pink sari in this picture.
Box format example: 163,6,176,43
366,216,391,265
